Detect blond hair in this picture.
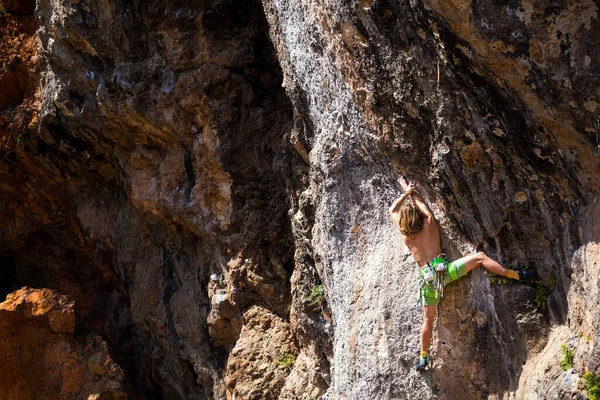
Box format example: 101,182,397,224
399,202,424,237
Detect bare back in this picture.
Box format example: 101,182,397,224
400,219,441,268
389,181,441,268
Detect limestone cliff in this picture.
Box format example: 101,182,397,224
0,0,599,399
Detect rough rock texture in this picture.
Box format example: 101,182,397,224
0,287,126,400
1,0,298,398
262,0,600,398
2,286,76,333
225,305,297,399
1,0,600,399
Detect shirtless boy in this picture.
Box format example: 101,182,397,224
389,177,536,371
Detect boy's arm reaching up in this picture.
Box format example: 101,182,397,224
398,177,434,223
410,190,434,223
388,182,414,216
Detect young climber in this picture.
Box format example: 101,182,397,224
388,177,536,371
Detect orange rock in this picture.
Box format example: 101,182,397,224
0,287,75,333
0,288,127,399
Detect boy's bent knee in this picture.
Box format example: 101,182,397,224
475,251,487,263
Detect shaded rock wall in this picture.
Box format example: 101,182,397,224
0,0,599,399
1,0,301,398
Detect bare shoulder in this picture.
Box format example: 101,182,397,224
422,218,439,232
390,212,401,228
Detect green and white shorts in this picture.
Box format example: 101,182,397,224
418,255,468,306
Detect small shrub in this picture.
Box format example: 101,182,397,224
276,353,296,371
534,283,550,309
583,371,600,400
0,3,6,14
304,284,325,307
548,274,557,288
559,344,573,371
587,336,593,344
491,274,514,284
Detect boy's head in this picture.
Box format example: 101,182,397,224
399,202,424,237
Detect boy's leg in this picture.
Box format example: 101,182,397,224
420,304,436,356
462,252,509,275
417,304,436,371
464,251,508,276
448,252,531,281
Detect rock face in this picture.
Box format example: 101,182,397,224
1,0,297,397
0,0,599,399
225,305,297,399
0,287,126,400
1,286,76,333
262,0,600,398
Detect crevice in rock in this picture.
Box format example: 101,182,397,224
183,147,196,204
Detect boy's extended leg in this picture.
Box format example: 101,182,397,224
463,252,508,276
418,304,436,371
459,252,536,281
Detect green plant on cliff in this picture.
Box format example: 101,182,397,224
491,266,517,284
548,274,557,288
304,284,325,307
583,371,600,400
559,344,574,370
276,353,296,371
0,2,6,14
490,274,514,285
534,283,550,309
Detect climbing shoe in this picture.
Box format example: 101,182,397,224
518,268,538,282
416,356,429,372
